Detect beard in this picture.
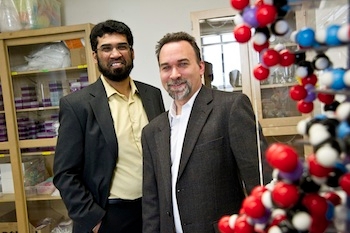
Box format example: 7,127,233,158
97,57,134,82
166,79,191,101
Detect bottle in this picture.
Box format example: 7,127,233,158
0,0,22,32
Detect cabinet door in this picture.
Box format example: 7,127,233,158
250,10,312,129
191,8,253,99
0,24,97,233
0,70,17,228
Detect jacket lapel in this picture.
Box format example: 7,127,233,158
135,81,156,121
89,78,117,156
154,113,172,203
177,87,213,179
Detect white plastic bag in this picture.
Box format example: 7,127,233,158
25,42,71,70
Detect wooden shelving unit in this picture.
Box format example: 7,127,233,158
0,23,98,233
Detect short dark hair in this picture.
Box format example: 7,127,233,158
155,31,202,64
90,20,134,51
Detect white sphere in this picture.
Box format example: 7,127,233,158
274,20,289,35
318,71,333,87
297,118,310,135
254,33,268,45
272,169,279,180
274,43,285,52
315,145,338,168
314,57,330,70
255,223,267,232
315,28,327,44
335,102,350,121
343,70,350,87
309,123,330,146
234,14,244,26
290,30,298,42
228,214,238,229
261,190,273,209
292,211,312,231
268,225,283,233
337,24,350,43
295,66,308,78
271,208,286,218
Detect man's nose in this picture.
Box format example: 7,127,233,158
170,67,181,79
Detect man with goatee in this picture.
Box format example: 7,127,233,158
53,20,165,233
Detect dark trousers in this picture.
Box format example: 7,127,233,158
98,198,142,233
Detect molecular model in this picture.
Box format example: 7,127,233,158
218,0,350,232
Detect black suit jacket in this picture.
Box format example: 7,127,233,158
142,86,271,233
53,77,165,232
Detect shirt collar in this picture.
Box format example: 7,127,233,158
101,75,139,98
168,86,201,120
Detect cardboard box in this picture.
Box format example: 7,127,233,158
64,39,87,67
70,47,87,67
0,210,51,233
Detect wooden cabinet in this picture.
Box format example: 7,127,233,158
0,23,98,233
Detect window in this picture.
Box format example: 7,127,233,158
200,21,242,91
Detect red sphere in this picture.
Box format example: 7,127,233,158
297,100,314,113
317,92,335,104
301,74,318,86
261,49,280,67
230,0,250,10
271,181,299,209
253,41,269,52
218,215,235,233
253,64,270,80
290,85,307,101
307,154,333,177
339,173,350,195
279,49,295,66
234,24,252,43
234,215,255,233
256,4,277,27
309,217,330,233
251,185,268,198
265,143,299,172
242,195,266,218
302,193,328,217
323,191,341,206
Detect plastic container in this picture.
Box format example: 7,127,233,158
16,0,61,29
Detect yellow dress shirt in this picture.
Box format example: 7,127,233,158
101,75,148,199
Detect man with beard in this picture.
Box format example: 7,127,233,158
141,32,272,233
53,20,165,233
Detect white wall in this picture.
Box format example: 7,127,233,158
60,0,232,108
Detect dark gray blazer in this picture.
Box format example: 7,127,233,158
142,85,271,233
53,77,165,233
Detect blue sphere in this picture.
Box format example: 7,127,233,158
331,68,346,90
296,27,315,47
326,24,342,46
337,121,350,139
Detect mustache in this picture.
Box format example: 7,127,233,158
167,79,186,86
109,58,125,66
